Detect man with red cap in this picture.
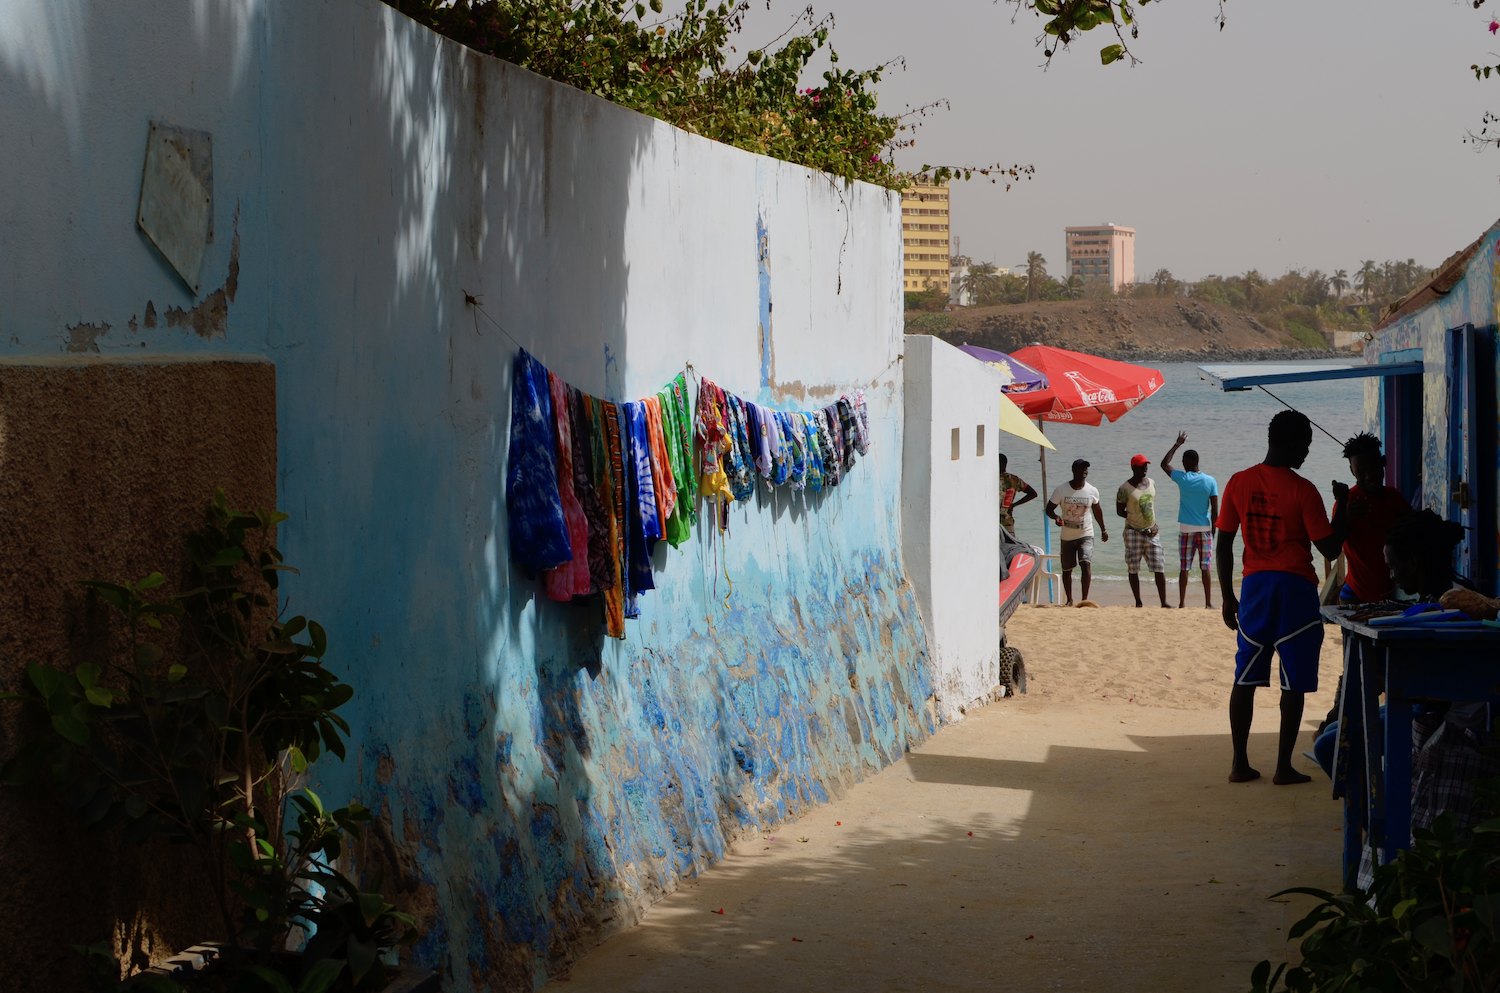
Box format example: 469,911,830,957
1117,453,1169,608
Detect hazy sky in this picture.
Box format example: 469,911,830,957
742,0,1500,281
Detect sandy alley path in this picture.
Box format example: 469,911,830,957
548,608,1344,992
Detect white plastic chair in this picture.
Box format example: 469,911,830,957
1028,553,1063,605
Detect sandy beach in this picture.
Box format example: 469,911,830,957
1007,603,1341,718
550,606,1343,992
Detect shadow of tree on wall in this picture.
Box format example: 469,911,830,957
0,3,924,990
322,16,933,989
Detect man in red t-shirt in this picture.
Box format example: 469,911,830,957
1215,410,1348,785
1334,432,1411,604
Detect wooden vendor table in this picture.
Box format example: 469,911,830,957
1326,606,1500,890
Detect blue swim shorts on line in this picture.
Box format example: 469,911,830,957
1234,570,1324,693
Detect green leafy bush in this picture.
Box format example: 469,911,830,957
904,287,948,313
1,490,415,989
1251,785,1500,993
903,312,956,334
386,0,1031,191
1284,319,1327,350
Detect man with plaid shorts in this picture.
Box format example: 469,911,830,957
1116,454,1169,608
1162,431,1220,609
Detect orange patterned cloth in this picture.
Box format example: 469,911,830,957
643,396,677,525
594,397,626,639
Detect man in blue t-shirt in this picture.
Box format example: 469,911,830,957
1162,431,1221,609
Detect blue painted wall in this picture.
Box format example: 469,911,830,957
0,2,934,988
1364,219,1500,588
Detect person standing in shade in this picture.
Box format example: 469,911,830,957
1216,410,1348,785
1117,454,1169,608
1046,459,1109,606
997,452,1038,535
1334,432,1411,604
1162,431,1221,609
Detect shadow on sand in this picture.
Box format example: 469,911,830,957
552,726,1342,993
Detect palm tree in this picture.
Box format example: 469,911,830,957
1241,269,1265,310
1021,251,1048,302
1064,274,1085,300
959,262,1001,306
1152,268,1175,297
997,273,1028,304
1304,269,1330,305
1330,269,1349,298
1355,260,1379,302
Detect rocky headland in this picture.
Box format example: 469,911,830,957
905,298,1359,363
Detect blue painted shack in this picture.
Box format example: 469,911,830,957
1363,227,1499,594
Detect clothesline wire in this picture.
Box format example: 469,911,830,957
478,316,884,424
1255,385,1344,447
463,292,526,352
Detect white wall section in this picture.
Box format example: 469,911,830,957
901,334,1003,719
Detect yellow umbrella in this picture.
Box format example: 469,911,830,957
999,391,1055,450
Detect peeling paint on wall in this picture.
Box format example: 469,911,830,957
756,212,775,394
64,321,111,353
163,288,228,339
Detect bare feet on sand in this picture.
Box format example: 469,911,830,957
1272,769,1312,786
1228,766,1261,783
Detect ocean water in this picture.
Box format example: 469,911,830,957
1000,360,1367,584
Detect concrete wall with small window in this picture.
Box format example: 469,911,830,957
901,334,1004,718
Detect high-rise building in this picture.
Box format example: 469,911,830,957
1065,224,1135,292
902,180,950,294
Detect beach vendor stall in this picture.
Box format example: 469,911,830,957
1324,595,1500,888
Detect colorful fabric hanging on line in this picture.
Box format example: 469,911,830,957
542,371,592,601
505,350,571,575
504,349,872,637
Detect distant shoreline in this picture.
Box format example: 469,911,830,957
1084,347,1359,364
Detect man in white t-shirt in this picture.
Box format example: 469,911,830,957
1045,458,1109,605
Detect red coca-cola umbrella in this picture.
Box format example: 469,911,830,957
1009,345,1165,426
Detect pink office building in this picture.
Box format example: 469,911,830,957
1065,224,1135,292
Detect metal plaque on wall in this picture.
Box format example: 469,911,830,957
137,121,212,295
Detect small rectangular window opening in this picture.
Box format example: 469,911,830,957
975,424,985,458
950,427,961,461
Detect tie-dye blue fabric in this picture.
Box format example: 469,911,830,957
505,349,572,574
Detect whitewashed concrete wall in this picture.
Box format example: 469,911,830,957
901,334,1003,719
0,2,935,989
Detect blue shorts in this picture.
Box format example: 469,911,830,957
1234,571,1324,693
